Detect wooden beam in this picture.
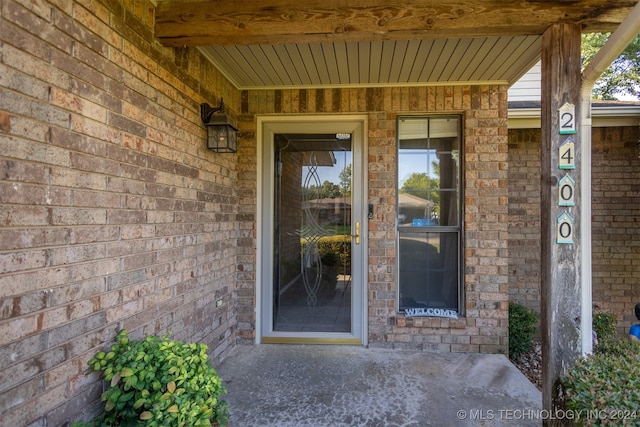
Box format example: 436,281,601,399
154,0,635,47
540,22,583,421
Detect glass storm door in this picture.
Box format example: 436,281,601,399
259,118,365,344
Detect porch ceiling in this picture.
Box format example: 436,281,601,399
154,0,637,90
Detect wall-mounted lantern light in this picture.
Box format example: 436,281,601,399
200,98,238,153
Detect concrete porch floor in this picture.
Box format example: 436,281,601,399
215,344,542,426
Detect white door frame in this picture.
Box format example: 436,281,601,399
256,115,368,344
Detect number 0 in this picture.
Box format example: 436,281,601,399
560,184,573,201
559,222,572,238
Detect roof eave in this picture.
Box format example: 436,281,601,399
508,104,640,128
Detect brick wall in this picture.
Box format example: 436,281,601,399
239,86,510,353
508,126,640,335
0,0,240,425
507,129,542,312
592,126,640,335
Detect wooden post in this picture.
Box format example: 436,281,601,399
540,23,582,421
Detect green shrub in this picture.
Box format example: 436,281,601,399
594,335,637,357
563,338,640,426
593,311,617,342
78,330,228,426
319,250,339,266
320,235,351,269
508,302,538,360
302,235,352,270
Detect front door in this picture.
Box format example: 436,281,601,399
258,116,367,344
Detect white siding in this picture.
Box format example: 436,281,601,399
508,61,541,102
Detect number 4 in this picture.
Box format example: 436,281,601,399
559,138,575,170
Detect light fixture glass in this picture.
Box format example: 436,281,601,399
200,99,238,153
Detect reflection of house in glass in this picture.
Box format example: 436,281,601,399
299,145,351,226
398,193,436,226
304,192,438,228
302,150,336,168
303,197,351,226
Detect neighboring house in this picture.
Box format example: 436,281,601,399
507,61,640,332
0,0,638,424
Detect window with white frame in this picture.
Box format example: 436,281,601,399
397,115,462,314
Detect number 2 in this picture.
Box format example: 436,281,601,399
561,112,574,130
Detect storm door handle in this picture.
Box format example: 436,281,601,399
352,222,360,245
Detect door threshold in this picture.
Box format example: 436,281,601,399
261,336,362,345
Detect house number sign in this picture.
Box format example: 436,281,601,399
556,102,576,244
557,212,574,244
559,102,576,135
558,174,575,207
558,137,575,169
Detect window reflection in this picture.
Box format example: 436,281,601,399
397,116,461,313
273,134,353,332
398,117,460,227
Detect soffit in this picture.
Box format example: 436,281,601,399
154,0,637,90
199,36,541,89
